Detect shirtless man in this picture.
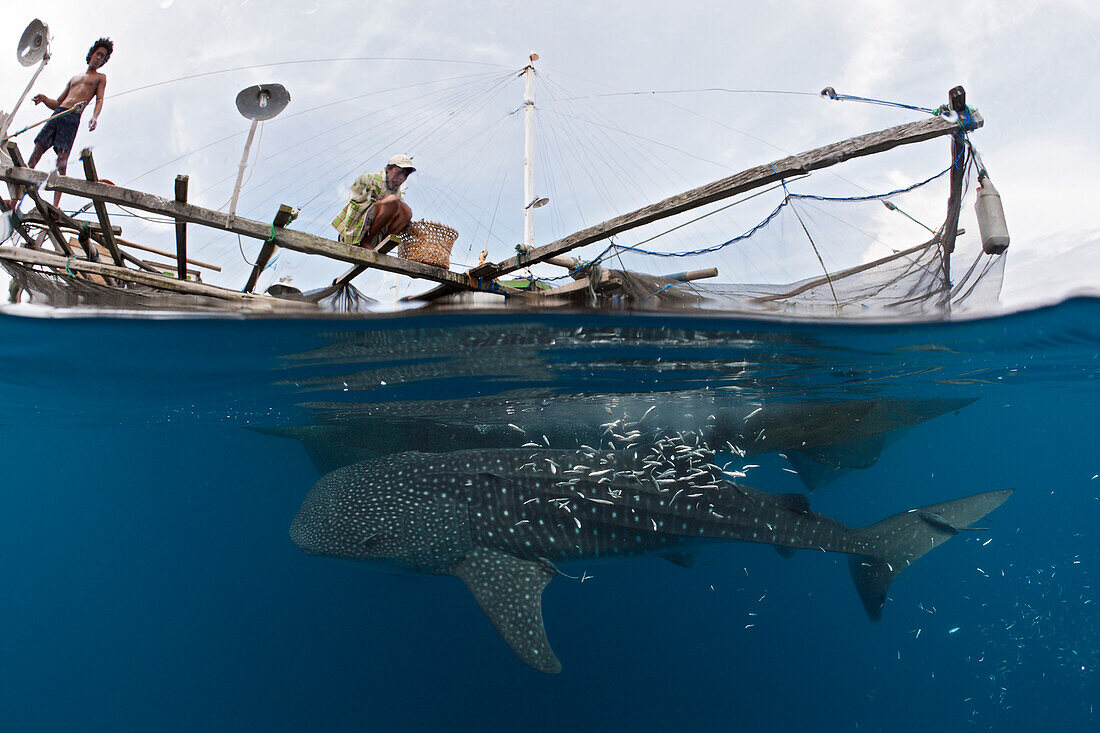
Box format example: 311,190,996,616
27,38,113,207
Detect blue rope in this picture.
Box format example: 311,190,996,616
531,143,963,274
823,91,940,116
641,279,687,302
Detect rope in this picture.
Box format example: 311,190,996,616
530,150,960,286
0,101,88,144
820,88,939,115
770,164,839,306
111,57,512,100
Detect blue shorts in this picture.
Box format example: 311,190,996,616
34,108,81,156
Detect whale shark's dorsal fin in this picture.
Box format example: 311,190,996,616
450,547,562,673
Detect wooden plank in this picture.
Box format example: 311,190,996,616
4,142,73,256
79,149,125,266
0,245,316,309
0,162,47,187
244,204,295,293
174,174,188,280
30,172,485,291
478,110,984,279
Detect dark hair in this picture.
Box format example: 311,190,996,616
87,38,114,65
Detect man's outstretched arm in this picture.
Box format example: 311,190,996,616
33,80,73,111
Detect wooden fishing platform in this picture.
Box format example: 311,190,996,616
0,88,982,313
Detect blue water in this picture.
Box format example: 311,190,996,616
0,299,1096,732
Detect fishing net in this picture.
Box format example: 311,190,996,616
522,135,1007,318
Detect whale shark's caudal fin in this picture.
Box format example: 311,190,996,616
450,546,562,673
849,489,1013,621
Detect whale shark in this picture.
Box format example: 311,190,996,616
289,446,1011,673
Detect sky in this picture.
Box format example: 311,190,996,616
1,0,1098,310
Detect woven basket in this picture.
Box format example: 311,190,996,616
397,220,458,269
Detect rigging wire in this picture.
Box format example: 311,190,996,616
123,70,506,186
110,57,512,99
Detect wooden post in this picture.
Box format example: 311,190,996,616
939,86,969,285
174,175,189,280
244,204,296,293
79,149,125,266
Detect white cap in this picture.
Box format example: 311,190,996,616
387,154,416,171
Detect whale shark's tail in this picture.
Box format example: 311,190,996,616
849,489,1013,620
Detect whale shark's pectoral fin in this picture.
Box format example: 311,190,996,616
450,547,561,674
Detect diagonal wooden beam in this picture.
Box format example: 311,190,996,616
476,110,983,280
21,171,487,291
244,204,295,293
79,149,125,266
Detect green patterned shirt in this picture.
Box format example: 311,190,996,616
331,171,402,244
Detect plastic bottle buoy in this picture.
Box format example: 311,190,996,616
975,173,1010,254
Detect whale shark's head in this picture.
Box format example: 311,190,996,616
289,463,404,561
289,455,472,573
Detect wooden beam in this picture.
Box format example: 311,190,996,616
244,204,295,293
476,110,984,280
4,142,73,256
140,259,202,279
79,149,125,266
112,235,221,271
174,174,188,280
0,245,316,310
30,172,485,291
659,267,719,283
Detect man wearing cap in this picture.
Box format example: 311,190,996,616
332,154,416,249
